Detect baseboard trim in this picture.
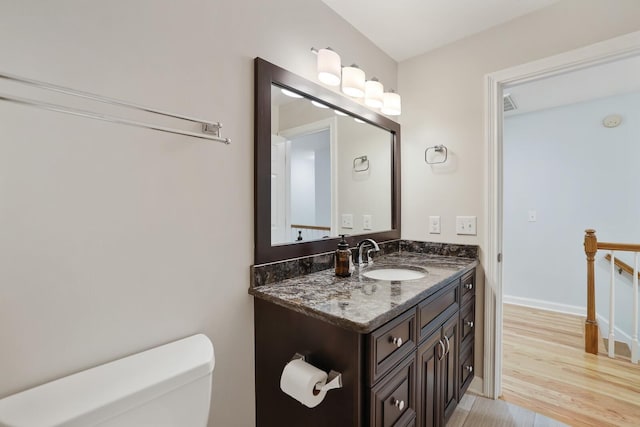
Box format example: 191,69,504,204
503,295,586,317
597,314,632,347
468,376,484,396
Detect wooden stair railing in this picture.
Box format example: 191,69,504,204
604,253,640,280
584,229,640,363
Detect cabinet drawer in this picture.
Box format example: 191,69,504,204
460,300,475,348
418,282,458,342
461,270,475,305
370,355,416,427
369,309,416,385
459,342,474,397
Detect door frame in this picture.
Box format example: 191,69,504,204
483,30,640,399
279,117,338,239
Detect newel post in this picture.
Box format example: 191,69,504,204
584,229,599,354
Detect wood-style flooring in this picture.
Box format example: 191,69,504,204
448,393,568,427
501,304,640,427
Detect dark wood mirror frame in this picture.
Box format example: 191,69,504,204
254,57,401,264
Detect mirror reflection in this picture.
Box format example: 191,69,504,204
270,84,392,245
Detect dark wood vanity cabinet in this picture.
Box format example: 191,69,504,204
254,269,476,427
458,270,476,397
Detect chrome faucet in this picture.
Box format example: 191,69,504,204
352,238,380,265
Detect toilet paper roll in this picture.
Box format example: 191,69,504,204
279,359,328,408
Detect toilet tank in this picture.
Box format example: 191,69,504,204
0,334,215,427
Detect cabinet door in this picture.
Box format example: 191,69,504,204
441,315,459,424
416,329,443,427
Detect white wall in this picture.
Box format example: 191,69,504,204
0,1,396,426
503,91,640,338
399,0,640,379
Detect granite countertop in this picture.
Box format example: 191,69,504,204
249,252,478,334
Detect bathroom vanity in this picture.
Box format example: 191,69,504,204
250,251,477,427
252,57,477,426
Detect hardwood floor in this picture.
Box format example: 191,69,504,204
501,304,640,427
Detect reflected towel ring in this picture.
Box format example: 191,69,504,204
425,145,448,164
353,155,369,172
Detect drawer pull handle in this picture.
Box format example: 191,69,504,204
437,340,445,361
466,320,474,328
390,336,403,348
465,365,473,373
464,283,474,290
444,335,451,355
392,398,405,411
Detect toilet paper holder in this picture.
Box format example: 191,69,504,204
291,353,343,392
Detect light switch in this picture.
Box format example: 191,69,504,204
362,214,373,230
456,216,477,235
429,216,441,234
341,214,353,229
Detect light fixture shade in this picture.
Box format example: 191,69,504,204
311,100,329,109
381,91,401,116
364,78,384,108
317,48,341,86
281,88,302,99
341,64,365,98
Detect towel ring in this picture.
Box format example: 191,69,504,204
353,155,369,172
425,145,448,164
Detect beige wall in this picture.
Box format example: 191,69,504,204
0,1,395,426
399,0,640,380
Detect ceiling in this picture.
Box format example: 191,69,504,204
321,0,560,61
505,55,640,116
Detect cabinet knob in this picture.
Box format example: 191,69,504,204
443,335,451,355
464,283,474,290
392,398,405,411
465,365,474,373
466,320,474,328
390,336,403,348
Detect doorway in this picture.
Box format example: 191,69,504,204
483,30,640,399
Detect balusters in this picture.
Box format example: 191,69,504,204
633,252,639,364
609,251,616,358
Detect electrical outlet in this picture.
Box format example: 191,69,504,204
341,213,353,229
456,216,477,235
528,210,537,222
362,214,373,230
429,216,441,234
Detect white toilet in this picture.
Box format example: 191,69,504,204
0,334,215,427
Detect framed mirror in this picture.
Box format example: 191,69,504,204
254,57,400,264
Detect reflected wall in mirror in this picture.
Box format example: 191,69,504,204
271,84,392,245
255,58,400,264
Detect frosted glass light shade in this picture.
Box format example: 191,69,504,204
381,91,401,116
311,100,329,109
341,65,365,98
317,48,341,86
364,78,384,108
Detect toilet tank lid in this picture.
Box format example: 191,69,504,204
0,334,214,427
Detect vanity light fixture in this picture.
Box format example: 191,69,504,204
364,78,384,109
316,47,341,86
354,118,366,124
341,64,365,98
334,109,348,116
310,47,401,116
281,88,303,98
381,90,401,116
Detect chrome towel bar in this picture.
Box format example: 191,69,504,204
0,71,230,144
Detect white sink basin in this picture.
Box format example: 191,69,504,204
362,268,426,281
